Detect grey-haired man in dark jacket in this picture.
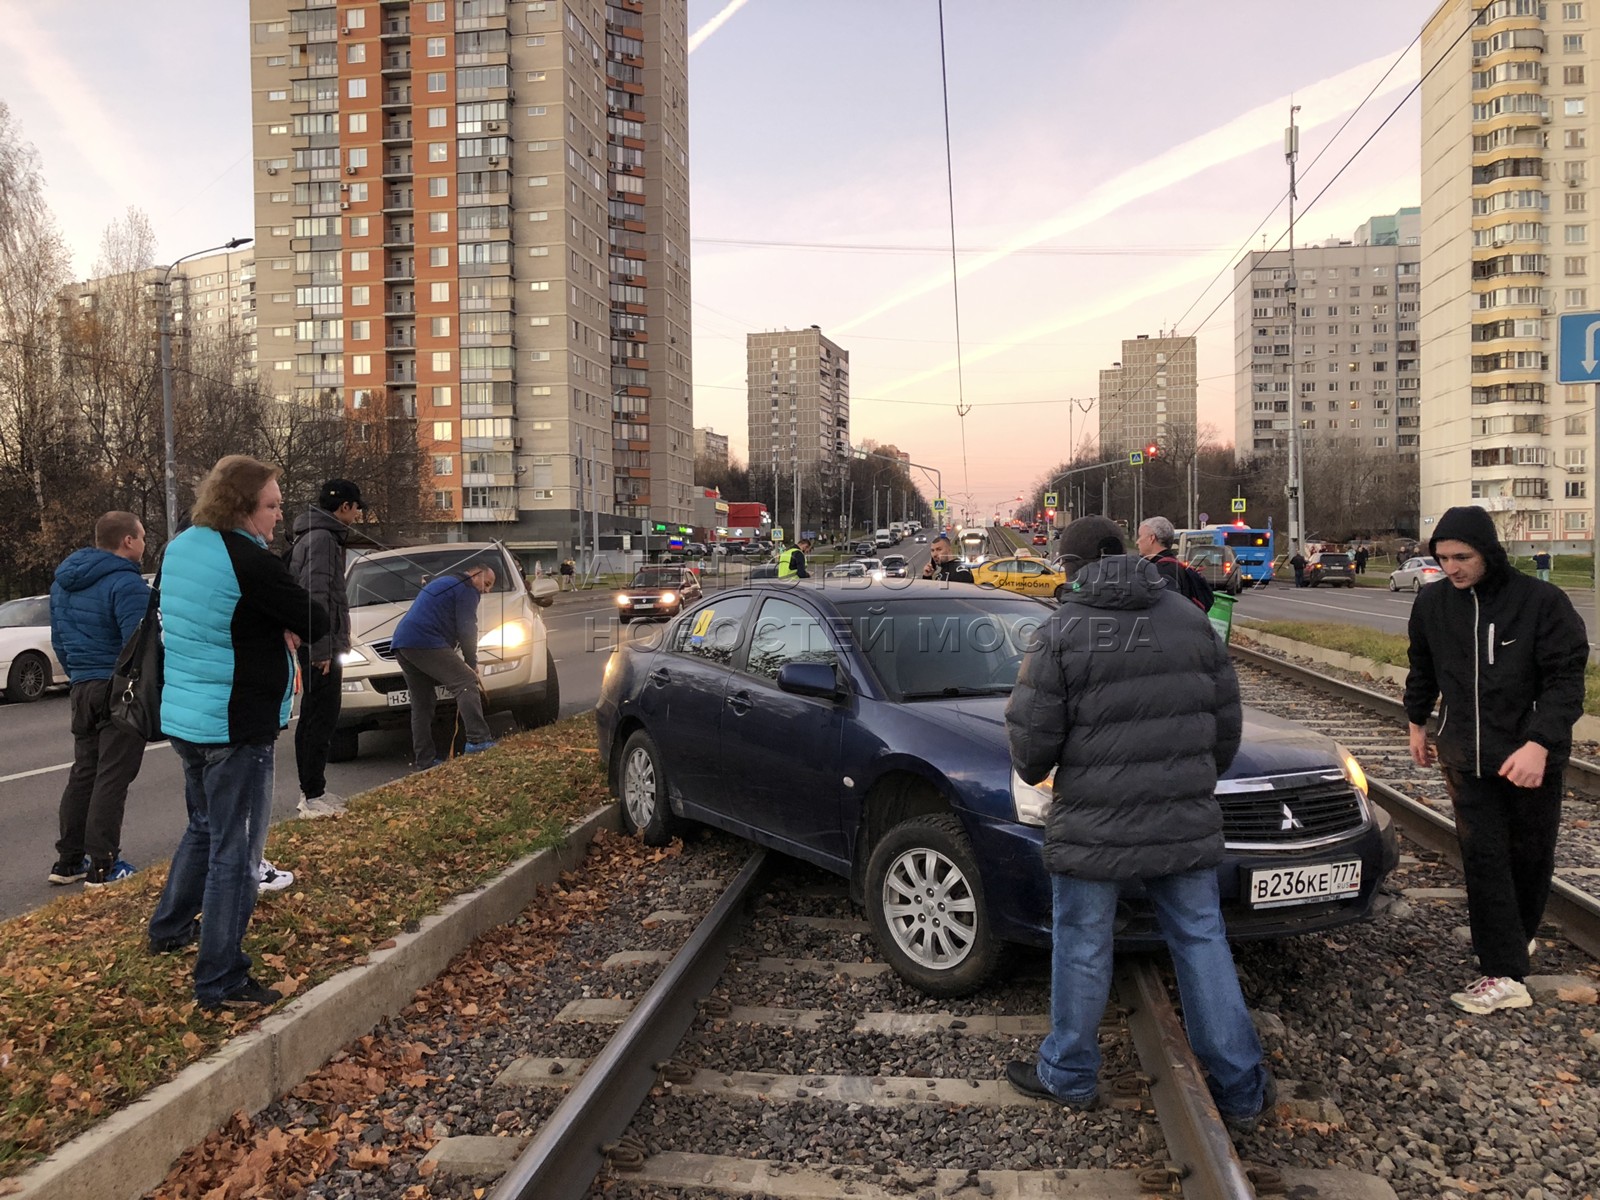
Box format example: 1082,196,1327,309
1405,504,1588,1014
1003,516,1270,1130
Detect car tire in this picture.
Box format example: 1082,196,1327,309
5,651,50,703
865,813,999,998
617,729,679,846
326,728,360,763
1412,578,1422,594
1389,578,1399,591
1053,584,1069,602
514,650,561,729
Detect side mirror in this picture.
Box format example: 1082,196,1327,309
530,577,559,608
776,660,840,699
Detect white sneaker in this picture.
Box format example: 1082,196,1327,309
297,791,347,818
1450,976,1532,1014
257,858,295,893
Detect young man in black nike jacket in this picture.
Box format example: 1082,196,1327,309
1403,504,1588,1014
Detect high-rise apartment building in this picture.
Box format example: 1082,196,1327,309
1096,334,1195,457
693,425,728,465
745,326,851,488
62,249,258,348
1233,209,1421,461
1421,0,1596,551
248,0,692,560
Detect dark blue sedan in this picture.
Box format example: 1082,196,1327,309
596,580,1398,997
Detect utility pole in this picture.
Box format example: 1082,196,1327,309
1285,104,1307,558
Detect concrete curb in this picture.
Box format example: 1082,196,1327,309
1238,625,1600,743
12,803,621,1200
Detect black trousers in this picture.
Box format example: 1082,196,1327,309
56,678,147,864
294,646,344,799
1441,764,1563,981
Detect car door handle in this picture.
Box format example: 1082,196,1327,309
726,690,752,715
647,668,670,687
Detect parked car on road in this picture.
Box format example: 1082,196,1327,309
0,595,64,703
334,542,560,761
1185,544,1243,596
616,566,702,623
1388,556,1444,593
596,581,1397,996
1306,552,1356,588
971,555,1069,601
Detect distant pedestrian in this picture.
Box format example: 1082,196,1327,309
1004,516,1270,1130
1533,549,1552,583
559,558,575,591
1354,546,1369,575
1404,506,1588,1014
1135,516,1213,611
391,561,498,768
287,478,365,819
148,456,328,1012
48,511,151,888
1289,548,1308,588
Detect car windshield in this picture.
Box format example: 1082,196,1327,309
631,570,681,588
833,593,1048,700
347,549,512,607
881,556,907,567
0,597,49,628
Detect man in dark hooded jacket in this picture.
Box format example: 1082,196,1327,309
48,511,151,887
288,479,364,817
1003,516,1271,1130
1405,505,1588,1014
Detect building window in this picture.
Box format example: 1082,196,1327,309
432,351,451,371
1567,97,1588,116
427,36,446,57
1567,225,1590,243
429,107,448,127
350,320,369,340
429,142,448,162
345,9,365,27
348,79,366,98
351,355,371,376
1570,288,1590,305
433,386,452,406
1565,2,1584,17
429,212,449,232
432,422,453,441
1568,256,1589,275
431,282,450,301
347,44,366,64
347,147,367,168
434,456,453,476
429,177,449,197
1565,34,1586,53
348,216,369,237
429,247,448,267
349,251,369,271
427,1,445,19
348,113,368,134
1568,192,1589,212
350,286,370,306
428,72,447,92
432,317,451,336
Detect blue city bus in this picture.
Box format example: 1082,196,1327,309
1179,522,1275,585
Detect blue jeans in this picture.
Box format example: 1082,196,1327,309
1037,868,1267,1117
148,738,275,1005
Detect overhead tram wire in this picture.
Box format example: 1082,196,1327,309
936,0,972,506
1086,1,1485,439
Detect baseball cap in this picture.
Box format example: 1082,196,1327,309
320,479,366,511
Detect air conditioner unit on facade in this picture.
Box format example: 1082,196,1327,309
487,121,500,130
512,436,523,448
340,201,350,210
1542,113,1552,123
346,165,358,175
265,167,278,175
488,156,500,165
341,26,351,35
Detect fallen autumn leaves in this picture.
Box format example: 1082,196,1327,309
0,715,609,1180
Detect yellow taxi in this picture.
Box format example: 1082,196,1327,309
970,555,1068,600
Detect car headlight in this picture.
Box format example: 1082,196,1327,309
337,647,369,667
1012,769,1054,826
617,594,631,607
479,619,533,654
660,591,676,605
1337,744,1368,796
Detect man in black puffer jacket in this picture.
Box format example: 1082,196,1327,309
1003,516,1270,1131
1404,505,1588,1015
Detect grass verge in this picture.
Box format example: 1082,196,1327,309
1245,620,1600,714
0,714,610,1180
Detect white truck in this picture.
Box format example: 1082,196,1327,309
874,528,894,548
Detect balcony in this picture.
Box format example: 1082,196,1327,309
381,55,412,74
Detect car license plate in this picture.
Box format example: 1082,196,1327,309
386,685,454,707
1247,860,1361,909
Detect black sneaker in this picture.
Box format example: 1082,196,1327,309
1004,1060,1100,1110
1222,1075,1278,1134
199,978,281,1014
48,856,89,885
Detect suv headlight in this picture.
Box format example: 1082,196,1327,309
338,648,370,667
480,618,533,654
1012,769,1054,826
1336,743,1369,796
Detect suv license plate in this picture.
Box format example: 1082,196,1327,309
387,685,454,707
1247,860,1361,909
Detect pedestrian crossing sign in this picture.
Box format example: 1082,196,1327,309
932,498,947,513
1230,498,1247,513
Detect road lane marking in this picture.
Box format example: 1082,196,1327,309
0,740,172,785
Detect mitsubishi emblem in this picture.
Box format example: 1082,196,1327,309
1280,803,1304,832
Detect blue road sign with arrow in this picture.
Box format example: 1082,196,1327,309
1558,312,1600,383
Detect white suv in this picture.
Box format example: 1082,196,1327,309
330,542,560,760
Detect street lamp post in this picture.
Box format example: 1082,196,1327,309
160,237,253,538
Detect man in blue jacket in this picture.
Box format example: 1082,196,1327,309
49,512,151,887
391,562,496,768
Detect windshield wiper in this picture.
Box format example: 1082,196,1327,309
900,685,1013,700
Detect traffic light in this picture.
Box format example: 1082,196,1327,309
1045,507,1056,522
1145,442,1159,459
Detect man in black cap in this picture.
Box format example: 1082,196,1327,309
1404,505,1588,1014
1003,516,1270,1131
287,479,365,818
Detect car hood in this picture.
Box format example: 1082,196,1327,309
348,603,413,647
904,696,1342,780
